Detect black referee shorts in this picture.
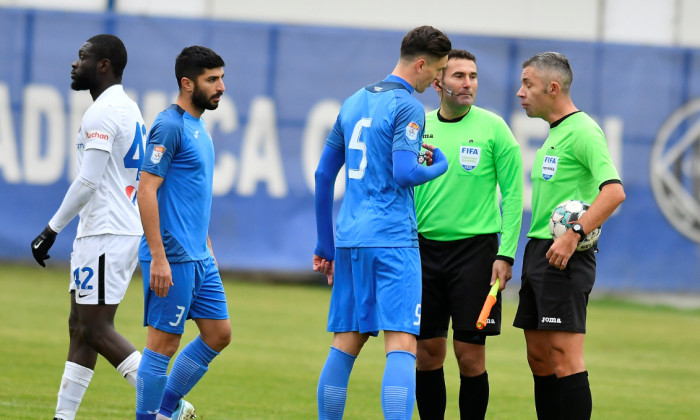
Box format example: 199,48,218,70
418,233,500,343
513,238,596,333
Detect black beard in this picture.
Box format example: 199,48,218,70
71,71,97,91
192,86,219,111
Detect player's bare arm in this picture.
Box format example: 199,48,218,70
137,171,173,297
547,182,626,269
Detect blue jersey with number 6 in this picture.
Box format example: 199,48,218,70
138,104,214,263
326,75,424,248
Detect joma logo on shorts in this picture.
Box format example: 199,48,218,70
541,317,562,323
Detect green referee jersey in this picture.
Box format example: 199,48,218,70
528,111,621,239
415,106,524,259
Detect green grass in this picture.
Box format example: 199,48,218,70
1,263,699,419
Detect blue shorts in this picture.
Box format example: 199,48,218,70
328,247,422,336
141,256,229,334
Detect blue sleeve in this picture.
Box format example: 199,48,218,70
314,144,345,260
392,96,425,153
393,148,448,187
141,118,182,177
326,117,345,150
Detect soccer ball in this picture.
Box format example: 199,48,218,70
549,200,601,251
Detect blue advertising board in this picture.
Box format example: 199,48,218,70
1,9,698,291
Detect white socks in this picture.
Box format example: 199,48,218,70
54,362,94,420
54,352,141,419
117,350,142,388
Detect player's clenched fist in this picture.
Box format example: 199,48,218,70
421,142,447,167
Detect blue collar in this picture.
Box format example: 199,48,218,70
384,75,414,93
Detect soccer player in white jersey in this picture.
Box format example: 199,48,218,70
29,34,191,420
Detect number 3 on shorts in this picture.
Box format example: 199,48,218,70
169,305,186,327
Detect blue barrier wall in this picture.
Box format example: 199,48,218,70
1,9,698,291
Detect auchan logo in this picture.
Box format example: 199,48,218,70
86,130,110,141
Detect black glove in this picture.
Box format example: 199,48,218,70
31,225,57,267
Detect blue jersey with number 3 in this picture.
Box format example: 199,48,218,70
138,104,214,263
326,75,424,248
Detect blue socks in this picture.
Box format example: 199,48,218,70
136,337,219,419
317,347,356,420
382,351,416,420
136,348,170,420
160,336,219,417
317,348,417,420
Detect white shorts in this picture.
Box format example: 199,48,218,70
69,234,140,305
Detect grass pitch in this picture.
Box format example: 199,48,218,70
1,263,699,419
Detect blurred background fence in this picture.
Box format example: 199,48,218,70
1,1,699,291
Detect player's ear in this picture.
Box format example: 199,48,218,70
98,58,111,75
180,77,194,93
433,78,441,92
415,57,427,73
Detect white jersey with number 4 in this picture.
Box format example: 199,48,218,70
75,84,146,239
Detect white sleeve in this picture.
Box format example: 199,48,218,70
48,149,110,233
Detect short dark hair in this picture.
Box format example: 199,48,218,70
175,46,225,88
86,34,127,78
522,52,573,92
400,26,451,61
448,49,476,63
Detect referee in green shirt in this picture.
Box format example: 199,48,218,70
414,49,524,420
513,52,625,420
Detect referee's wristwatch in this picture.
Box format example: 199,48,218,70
571,223,586,242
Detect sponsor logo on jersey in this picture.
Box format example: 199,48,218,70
541,316,562,324
86,130,110,141
150,145,166,164
125,185,137,205
405,121,420,141
542,155,559,180
76,142,85,151
194,130,199,139
460,145,480,171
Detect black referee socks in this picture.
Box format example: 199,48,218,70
416,367,446,419
558,371,592,420
534,373,560,420
459,371,489,420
